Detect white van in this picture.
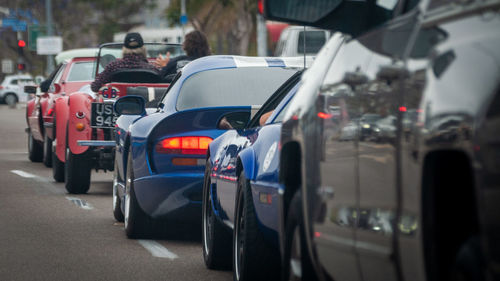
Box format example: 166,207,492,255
274,26,330,57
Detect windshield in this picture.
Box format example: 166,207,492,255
176,67,297,111
67,62,96,82
94,43,184,75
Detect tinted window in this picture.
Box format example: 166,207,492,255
67,62,96,82
176,67,296,111
10,79,18,85
297,31,327,54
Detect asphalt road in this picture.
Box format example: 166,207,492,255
0,104,232,281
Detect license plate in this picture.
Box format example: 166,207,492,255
91,102,118,128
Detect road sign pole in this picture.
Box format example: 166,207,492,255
181,0,186,39
45,0,54,74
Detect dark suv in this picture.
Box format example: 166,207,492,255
266,0,500,281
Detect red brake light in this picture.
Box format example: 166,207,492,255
317,112,333,119
156,136,213,155
47,108,54,116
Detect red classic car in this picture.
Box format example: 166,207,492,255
26,49,98,167
52,42,183,194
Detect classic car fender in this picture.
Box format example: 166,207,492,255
54,96,69,162
26,98,36,125
67,93,93,155
238,147,256,181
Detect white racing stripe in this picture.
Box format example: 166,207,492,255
10,170,37,178
138,240,178,259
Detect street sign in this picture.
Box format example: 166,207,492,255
37,36,63,55
180,14,188,25
1,17,27,31
2,59,14,74
29,25,47,51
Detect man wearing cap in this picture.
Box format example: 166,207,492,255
91,32,158,92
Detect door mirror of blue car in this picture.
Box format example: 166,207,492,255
217,111,251,130
114,95,146,116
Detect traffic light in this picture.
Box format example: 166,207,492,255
258,0,264,14
17,63,26,71
17,39,26,56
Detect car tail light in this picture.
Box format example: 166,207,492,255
0,86,3,89
156,136,212,155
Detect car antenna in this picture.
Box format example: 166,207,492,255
303,25,306,69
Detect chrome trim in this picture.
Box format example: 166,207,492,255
77,140,116,146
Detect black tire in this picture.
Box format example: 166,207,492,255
28,129,43,162
283,191,317,281
113,159,124,222
202,161,232,269
124,149,154,238
233,173,280,281
52,147,65,182
64,145,91,194
4,93,17,108
43,133,53,167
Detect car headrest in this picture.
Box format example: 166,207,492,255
110,68,161,83
126,86,168,108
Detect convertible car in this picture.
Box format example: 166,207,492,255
202,71,302,281
26,49,97,167
52,43,182,194
112,55,305,239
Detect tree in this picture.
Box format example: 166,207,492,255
166,0,257,55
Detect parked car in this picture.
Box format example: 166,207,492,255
112,55,305,239
53,43,182,194
266,0,500,281
26,50,98,167
274,26,330,57
0,74,34,106
373,115,397,143
202,72,302,281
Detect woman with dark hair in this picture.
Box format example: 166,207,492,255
155,30,211,78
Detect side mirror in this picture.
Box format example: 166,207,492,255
217,111,251,130
50,83,62,94
24,85,37,94
114,95,146,116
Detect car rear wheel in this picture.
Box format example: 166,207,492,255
202,161,231,269
113,159,124,222
4,93,17,108
52,146,64,182
28,129,43,162
64,146,91,194
124,149,154,238
43,133,52,167
283,191,317,281
233,173,280,281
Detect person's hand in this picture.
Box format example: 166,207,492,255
154,52,171,68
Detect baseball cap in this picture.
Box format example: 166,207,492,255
124,32,144,49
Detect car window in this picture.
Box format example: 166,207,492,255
272,95,295,124
297,31,327,54
10,79,18,85
176,67,297,111
52,64,66,84
67,62,96,82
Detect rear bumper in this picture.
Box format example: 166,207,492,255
133,172,203,221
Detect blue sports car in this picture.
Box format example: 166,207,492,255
202,70,302,280
112,55,304,238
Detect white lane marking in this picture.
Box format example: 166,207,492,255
138,240,178,259
10,170,37,178
66,197,94,210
